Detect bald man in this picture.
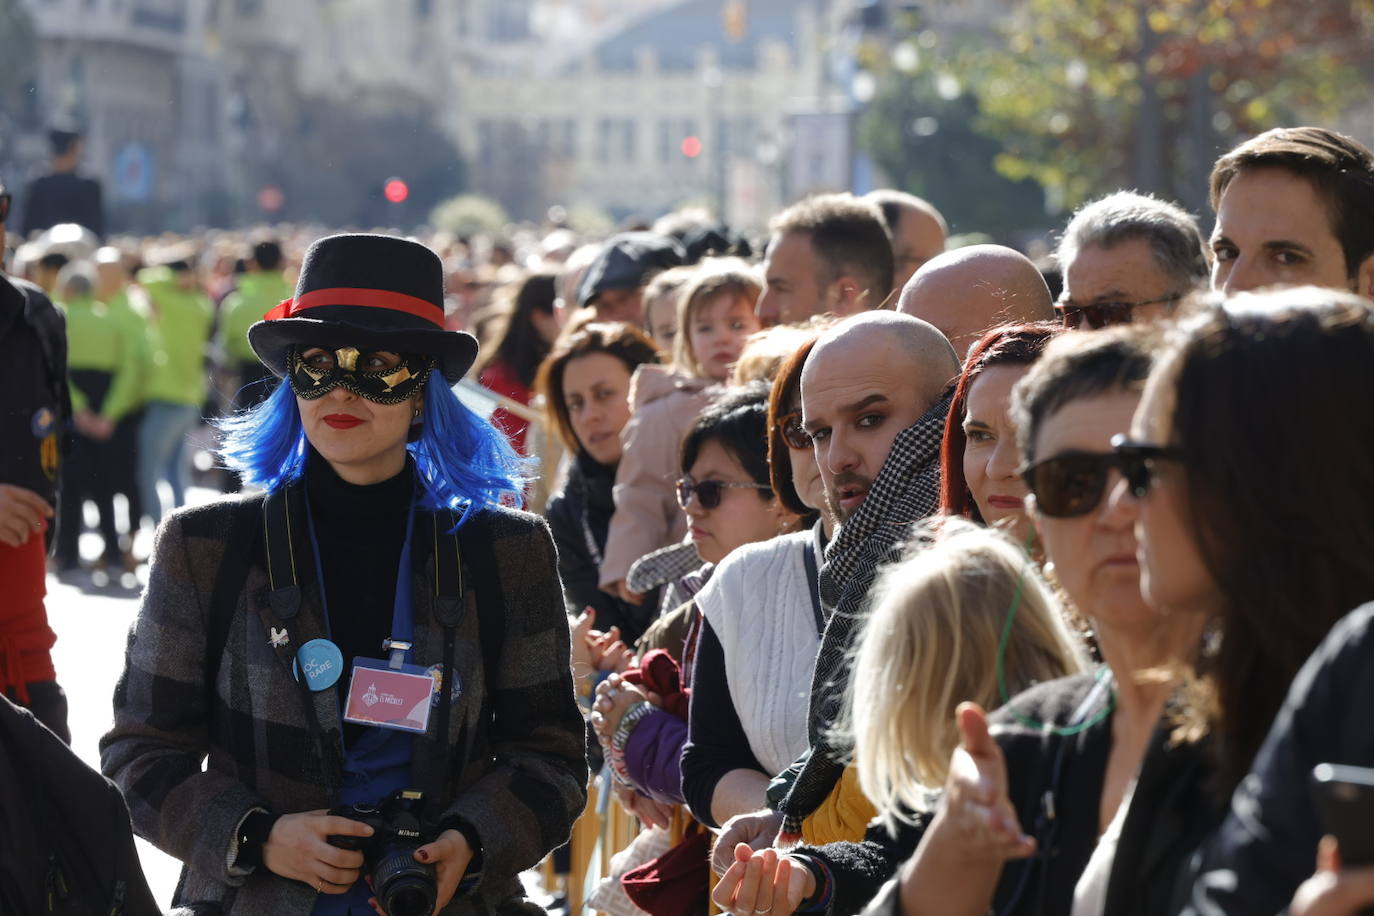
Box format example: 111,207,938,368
801,312,957,524
897,244,1054,361
757,312,959,842
865,189,948,290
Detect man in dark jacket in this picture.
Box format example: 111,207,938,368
21,125,105,239
0,180,72,742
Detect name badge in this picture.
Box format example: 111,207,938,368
342,658,434,734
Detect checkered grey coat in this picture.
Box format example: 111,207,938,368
100,493,588,914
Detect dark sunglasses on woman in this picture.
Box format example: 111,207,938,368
676,477,771,510
1020,436,1185,517
1054,293,1181,330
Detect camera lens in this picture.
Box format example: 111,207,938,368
374,847,437,916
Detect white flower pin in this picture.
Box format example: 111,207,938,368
269,627,289,649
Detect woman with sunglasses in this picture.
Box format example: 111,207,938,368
939,323,1060,547
877,327,1220,916
677,333,834,837
101,235,588,914
1104,291,1374,916
590,384,799,808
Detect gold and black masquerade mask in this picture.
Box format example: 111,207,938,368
287,345,433,405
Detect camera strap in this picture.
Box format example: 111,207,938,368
430,508,464,795
261,482,343,777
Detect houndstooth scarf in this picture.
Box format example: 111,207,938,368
778,387,952,837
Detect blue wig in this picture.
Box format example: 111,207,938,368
219,374,529,524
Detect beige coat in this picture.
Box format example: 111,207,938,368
598,364,715,589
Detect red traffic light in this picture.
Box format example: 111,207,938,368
384,178,409,203
681,136,703,158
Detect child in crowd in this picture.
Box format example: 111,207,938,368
598,257,763,604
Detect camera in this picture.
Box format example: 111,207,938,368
328,788,437,916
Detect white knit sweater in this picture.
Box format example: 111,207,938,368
695,530,821,776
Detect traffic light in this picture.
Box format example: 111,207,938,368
681,136,703,158
384,177,409,203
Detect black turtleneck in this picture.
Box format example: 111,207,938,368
303,449,414,744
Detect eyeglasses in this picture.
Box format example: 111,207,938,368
777,411,811,450
0,192,10,225
1021,439,1186,517
676,477,771,510
1054,293,1181,330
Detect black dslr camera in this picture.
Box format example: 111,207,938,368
328,788,436,916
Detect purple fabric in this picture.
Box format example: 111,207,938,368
622,707,689,805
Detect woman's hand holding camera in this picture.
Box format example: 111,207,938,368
262,809,373,894
367,828,473,916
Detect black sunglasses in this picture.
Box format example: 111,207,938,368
676,477,770,510
1020,439,1185,518
777,411,810,450
1054,293,1181,330
0,192,10,225
1111,435,1187,497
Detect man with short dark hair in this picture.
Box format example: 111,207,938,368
0,180,72,742
1208,126,1374,297
21,125,105,239
755,193,895,325
864,189,947,290
1054,190,1209,329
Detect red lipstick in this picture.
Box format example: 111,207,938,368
323,414,364,429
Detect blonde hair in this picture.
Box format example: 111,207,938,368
730,323,820,386
848,517,1087,833
671,256,761,378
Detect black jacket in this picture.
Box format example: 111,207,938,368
805,673,1224,916
544,451,650,642
0,275,69,506
22,171,105,237
1180,601,1374,916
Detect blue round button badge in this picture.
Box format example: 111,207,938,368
293,639,344,692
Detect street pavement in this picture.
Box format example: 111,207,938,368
48,532,186,907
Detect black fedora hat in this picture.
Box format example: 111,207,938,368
248,233,478,382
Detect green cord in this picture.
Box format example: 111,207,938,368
995,529,1115,736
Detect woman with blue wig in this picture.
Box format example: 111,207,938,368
101,234,588,915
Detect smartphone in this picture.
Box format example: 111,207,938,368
1311,763,1374,868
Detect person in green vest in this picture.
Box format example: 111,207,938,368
136,249,213,524
217,238,292,411
53,262,141,572
95,246,150,546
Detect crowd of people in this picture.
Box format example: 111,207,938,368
5,120,1374,916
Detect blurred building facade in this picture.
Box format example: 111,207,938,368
452,0,848,226
7,0,877,233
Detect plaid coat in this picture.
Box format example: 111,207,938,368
100,491,588,914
